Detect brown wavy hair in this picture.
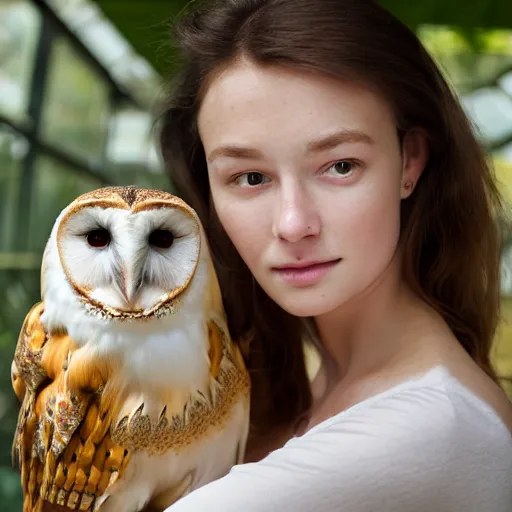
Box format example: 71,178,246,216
159,0,504,438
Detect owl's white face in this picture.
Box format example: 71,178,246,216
48,188,202,318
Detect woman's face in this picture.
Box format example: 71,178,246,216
198,60,423,317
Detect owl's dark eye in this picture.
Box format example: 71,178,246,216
87,229,110,248
149,229,174,249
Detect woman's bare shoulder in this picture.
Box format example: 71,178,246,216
388,312,512,434
408,329,512,433
444,357,512,432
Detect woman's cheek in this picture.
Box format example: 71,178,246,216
334,183,401,259
214,197,268,266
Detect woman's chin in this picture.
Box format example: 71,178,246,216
274,293,341,318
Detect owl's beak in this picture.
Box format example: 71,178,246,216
123,278,142,309
117,265,143,310
121,283,138,308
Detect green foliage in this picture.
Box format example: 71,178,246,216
381,0,511,31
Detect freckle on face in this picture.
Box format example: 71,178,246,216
198,60,404,317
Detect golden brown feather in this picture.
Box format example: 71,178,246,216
13,304,250,511
12,304,131,512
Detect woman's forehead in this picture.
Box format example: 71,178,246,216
198,61,397,154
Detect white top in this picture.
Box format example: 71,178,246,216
166,366,512,512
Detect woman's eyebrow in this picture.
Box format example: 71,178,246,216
306,129,375,153
207,146,263,163
207,129,374,163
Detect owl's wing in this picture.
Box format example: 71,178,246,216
12,303,130,512
12,303,55,472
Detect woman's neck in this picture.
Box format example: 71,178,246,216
314,248,421,382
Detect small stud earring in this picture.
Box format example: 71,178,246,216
404,181,414,191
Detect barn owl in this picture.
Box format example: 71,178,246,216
11,186,251,512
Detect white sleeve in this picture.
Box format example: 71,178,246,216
164,386,469,512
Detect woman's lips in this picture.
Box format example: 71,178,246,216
272,258,342,287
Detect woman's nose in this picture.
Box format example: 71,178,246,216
272,183,321,243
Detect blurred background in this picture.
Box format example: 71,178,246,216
0,0,511,508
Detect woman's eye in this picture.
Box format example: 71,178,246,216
235,172,270,187
86,229,110,248
326,160,356,177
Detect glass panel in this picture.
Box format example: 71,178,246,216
148,139,165,174
110,55,162,108
499,71,512,97
105,105,170,190
0,0,41,123
39,36,111,163
48,0,103,32
28,156,103,253
0,125,29,252
70,6,132,69
461,88,512,144
47,0,162,107
500,142,512,162
106,107,152,169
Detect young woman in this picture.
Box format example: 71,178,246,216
159,0,512,510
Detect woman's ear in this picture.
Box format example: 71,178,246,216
400,128,429,199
